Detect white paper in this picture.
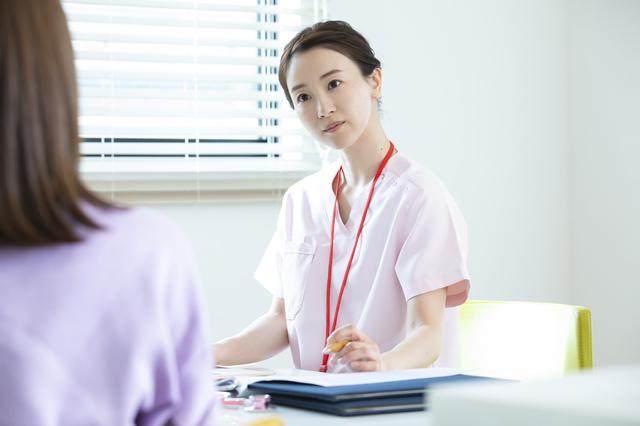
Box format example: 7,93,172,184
212,366,278,380
252,368,474,387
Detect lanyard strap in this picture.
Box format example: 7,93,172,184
320,141,395,373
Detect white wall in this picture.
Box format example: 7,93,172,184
149,0,639,368
152,203,294,368
328,0,571,303
567,0,640,366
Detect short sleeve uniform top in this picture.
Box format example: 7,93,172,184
255,152,470,373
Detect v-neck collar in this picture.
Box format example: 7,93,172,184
322,152,402,235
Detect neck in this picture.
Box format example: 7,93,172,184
339,126,391,188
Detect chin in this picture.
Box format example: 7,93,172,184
313,131,358,152
319,139,351,152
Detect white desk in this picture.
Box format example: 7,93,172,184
216,367,432,425
220,405,430,426
429,364,640,426
219,365,640,425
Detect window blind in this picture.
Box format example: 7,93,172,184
62,0,328,204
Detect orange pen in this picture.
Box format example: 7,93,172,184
321,338,351,354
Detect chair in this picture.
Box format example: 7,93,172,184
459,300,592,381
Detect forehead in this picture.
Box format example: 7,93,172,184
286,47,359,89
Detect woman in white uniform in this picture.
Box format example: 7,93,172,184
215,21,470,373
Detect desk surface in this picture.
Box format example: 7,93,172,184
220,405,430,426
216,367,432,425
219,364,640,425
430,364,640,426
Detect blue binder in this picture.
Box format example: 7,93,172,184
245,374,507,416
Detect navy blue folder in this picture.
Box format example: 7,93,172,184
245,374,507,416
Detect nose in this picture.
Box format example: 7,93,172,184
317,94,335,118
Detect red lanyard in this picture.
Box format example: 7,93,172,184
320,141,395,373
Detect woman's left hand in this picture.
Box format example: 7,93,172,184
326,324,387,372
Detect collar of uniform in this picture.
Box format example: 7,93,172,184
321,149,409,234
383,150,411,178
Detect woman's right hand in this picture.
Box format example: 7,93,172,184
212,342,222,366
326,324,387,372
211,296,289,366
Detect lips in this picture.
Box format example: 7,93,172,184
323,121,344,133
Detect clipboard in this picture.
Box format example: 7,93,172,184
267,393,424,416
245,374,509,416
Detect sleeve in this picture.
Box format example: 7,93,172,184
395,181,470,308
253,191,290,299
136,225,218,426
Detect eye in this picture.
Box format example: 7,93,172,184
328,80,341,89
296,93,311,103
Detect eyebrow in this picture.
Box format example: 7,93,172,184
290,69,343,93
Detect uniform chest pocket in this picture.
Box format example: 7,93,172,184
282,241,316,320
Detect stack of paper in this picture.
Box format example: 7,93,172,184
244,368,508,416
212,366,278,380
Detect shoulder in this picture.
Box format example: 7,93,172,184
82,204,191,255
86,203,178,233
283,162,338,201
386,152,454,206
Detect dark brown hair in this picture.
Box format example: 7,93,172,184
278,20,382,109
0,0,113,246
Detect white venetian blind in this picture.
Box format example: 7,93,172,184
62,0,328,203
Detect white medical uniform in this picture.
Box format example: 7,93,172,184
255,152,470,373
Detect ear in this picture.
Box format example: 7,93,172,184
369,68,382,99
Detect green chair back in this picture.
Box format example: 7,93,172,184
459,300,592,381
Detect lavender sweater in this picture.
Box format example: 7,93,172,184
0,205,217,425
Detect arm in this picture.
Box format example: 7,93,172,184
213,296,289,366
381,287,446,370
327,286,448,371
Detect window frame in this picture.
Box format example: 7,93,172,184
63,0,329,204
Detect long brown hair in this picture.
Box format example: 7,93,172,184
0,0,114,246
278,20,382,109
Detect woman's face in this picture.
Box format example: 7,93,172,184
286,47,381,151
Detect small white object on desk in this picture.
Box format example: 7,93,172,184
212,365,278,380
429,364,640,426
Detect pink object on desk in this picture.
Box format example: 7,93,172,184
247,394,272,411
221,394,273,411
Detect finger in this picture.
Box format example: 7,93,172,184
331,340,371,361
339,344,380,365
323,338,352,355
328,353,338,367
328,350,361,367
326,324,358,345
331,340,358,359
326,324,367,345
349,360,381,372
